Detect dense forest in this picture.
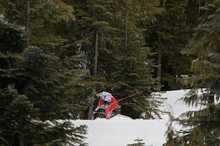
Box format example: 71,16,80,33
0,0,219,145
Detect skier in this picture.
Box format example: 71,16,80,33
94,91,118,120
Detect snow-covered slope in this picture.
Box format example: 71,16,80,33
72,89,197,146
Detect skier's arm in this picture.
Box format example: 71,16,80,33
95,99,104,111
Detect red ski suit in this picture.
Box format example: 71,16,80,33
95,92,118,120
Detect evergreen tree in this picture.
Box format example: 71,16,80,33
0,18,28,146
68,0,166,119
0,0,75,46
114,0,164,119
146,0,192,90
0,0,88,118
66,0,121,119
0,0,88,145
165,0,220,145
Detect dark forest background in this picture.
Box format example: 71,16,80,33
0,0,220,145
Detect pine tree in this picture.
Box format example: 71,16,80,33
0,19,27,146
1,0,88,118
165,0,220,145
68,0,166,119
65,0,125,119
109,0,165,118
146,0,192,90
0,0,88,145
0,0,74,44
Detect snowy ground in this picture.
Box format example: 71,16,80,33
72,89,199,146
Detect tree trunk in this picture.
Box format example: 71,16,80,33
125,0,128,52
88,29,99,120
94,29,99,75
125,0,132,69
19,134,23,146
157,0,166,91
26,1,30,46
87,89,96,120
157,36,162,91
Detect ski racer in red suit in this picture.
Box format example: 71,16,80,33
94,91,118,120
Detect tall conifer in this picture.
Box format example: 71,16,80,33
69,0,166,119
108,0,164,119
146,0,192,90
0,0,88,145
165,0,220,145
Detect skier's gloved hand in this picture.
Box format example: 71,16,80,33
94,107,99,111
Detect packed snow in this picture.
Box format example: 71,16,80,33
72,89,199,146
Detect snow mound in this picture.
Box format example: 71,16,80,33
72,89,201,146
111,114,132,120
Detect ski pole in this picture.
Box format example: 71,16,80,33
118,88,149,102
92,111,104,114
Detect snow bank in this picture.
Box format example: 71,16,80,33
71,89,199,146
